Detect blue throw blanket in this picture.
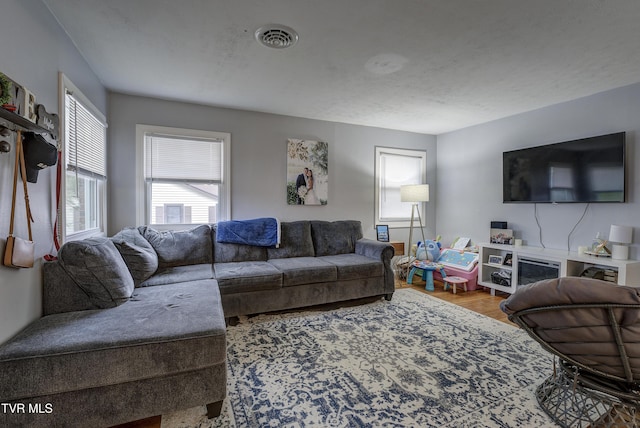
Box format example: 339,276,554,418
216,218,281,247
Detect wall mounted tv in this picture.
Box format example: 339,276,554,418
503,132,625,203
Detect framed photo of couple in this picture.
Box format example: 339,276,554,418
286,139,328,205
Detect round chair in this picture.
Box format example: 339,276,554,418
500,277,640,427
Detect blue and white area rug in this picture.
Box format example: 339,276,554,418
162,289,556,427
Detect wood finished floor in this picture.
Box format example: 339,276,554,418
111,279,511,428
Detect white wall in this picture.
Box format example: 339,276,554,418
107,93,437,241
0,0,106,343
436,83,640,258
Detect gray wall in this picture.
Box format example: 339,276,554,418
0,0,106,343
436,83,640,258
108,93,438,241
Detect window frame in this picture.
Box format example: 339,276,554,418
135,124,231,228
58,73,108,242
374,146,427,228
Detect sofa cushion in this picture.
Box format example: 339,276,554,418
139,225,212,268
319,254,384,280
311,220,363,256
140,264,214,287
268,257,337,287
267,221,315,259
0,280,226,401
111,227,158,286
214,261,282,293
212,225,267,263
58,237,134,308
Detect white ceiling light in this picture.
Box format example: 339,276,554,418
255,24,299,49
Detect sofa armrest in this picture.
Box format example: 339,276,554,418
356,239,395,296
355,238,394,262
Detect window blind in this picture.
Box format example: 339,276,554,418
66,93,107,178
145,134,223,182
379,151,422,220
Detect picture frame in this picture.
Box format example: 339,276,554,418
490,228,514,245
376,224,389,242
488,255,503,265
287,139,328,205
503,253,513,266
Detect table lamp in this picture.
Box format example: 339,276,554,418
400,184,429,277
609,224,632,260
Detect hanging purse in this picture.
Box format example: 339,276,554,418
4,130,35,268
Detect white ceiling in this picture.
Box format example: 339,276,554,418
42,0,640,134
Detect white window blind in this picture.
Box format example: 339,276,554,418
145,134,223,182
66,93,107,178
379,151,423,220
374,146,427,227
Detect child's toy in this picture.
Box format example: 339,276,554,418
443,276,469,294
415,240,441,262
437,249,478,271
408,238,480,291
408,259,446,291
432,249,479,290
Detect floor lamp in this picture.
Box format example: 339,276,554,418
400,184,430,279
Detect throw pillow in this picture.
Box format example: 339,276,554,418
58,237,134,308
139,224,213,268
111,227,159,286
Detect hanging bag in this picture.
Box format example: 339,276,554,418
4,131,34,268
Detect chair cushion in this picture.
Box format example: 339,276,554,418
500,277,640,380
111,227,158,285
58,237,134,308
501,277,640,314
268,257,337,286
139,225,212,268
319,254,384,280
0,280,226,401
214,261,282,293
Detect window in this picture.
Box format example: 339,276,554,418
60,74,108,241
374,147,426,227
136,125,230,227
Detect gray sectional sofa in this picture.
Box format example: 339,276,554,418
0,220,394,427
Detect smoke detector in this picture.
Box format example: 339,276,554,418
255,24,299,49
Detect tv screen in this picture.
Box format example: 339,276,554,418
503,132,625,203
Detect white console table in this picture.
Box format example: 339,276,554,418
478,242,640,295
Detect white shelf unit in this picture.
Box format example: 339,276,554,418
478,242,640,295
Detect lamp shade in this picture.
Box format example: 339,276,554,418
400,184,429,202
609,224,633,244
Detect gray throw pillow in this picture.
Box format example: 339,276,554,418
58,237,135,308
111,227,159,286
139,224,213,268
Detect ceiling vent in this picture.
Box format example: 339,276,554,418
255,24,298,49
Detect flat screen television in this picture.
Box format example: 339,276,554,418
503,132,625,203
